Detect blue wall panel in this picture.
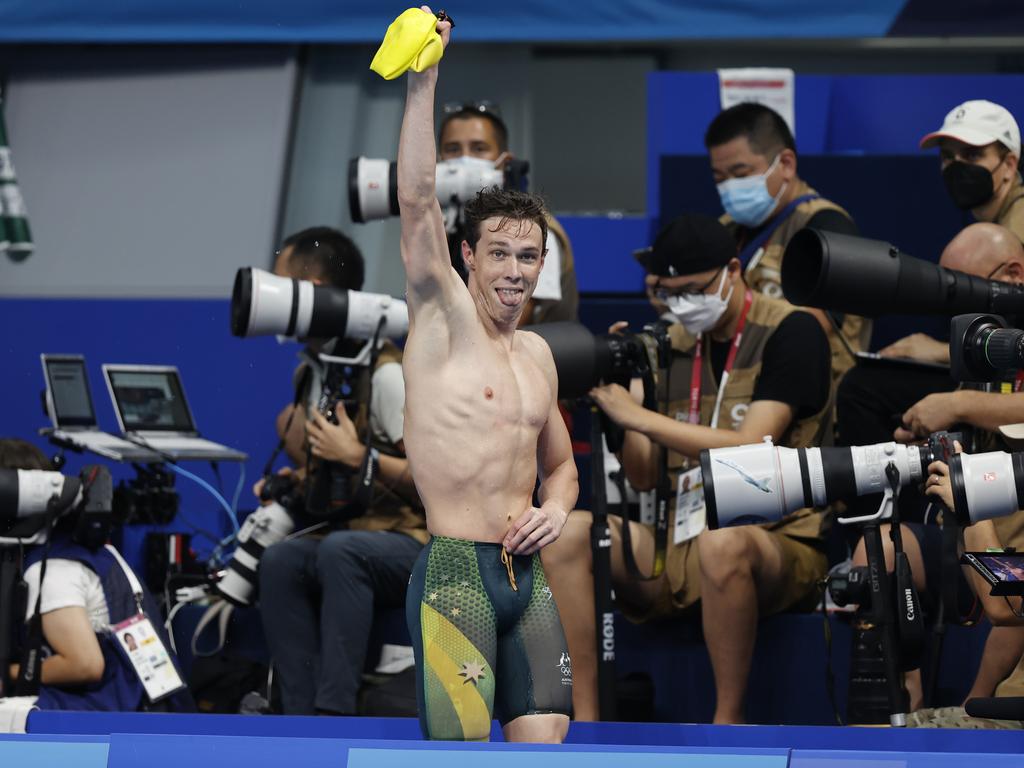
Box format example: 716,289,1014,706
0,298,300,572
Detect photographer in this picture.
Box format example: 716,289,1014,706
255,228,426,716
706,102,869,381
844,225,1024,717
926,454,1024,726
838,223,1024,456
438,101,579,325
543,213,832,723
0,438,192,715
921,100,1024,243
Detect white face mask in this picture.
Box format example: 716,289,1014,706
664,269,733,335
438,155,499,172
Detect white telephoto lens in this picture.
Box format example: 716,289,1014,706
15,470,71,516
346,291,409,339
961,452,1019,524
247,269,297,337
353,157,394,222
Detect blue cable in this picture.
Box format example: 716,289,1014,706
166,463,240,535
230,462,246,529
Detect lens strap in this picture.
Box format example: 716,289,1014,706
689,289,753,428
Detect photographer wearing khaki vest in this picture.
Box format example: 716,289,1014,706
706,102,869,383
543,214,832,723
255,228,426,716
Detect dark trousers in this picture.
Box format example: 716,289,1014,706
835,363,955,519
259,529,423,715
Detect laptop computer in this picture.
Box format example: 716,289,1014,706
101,364,246,461
853,351,951,374
40,354,155,461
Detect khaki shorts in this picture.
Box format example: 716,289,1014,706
619,531,827,623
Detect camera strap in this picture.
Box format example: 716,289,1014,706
618,347,672,581
13,467,85,698
737,194,819,269
689,289,753,429
940,516,981,625
886,466,926,671
261,365,312,480
15,514,55,697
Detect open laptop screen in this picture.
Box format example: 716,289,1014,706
107,368,195,433
42,355,97,428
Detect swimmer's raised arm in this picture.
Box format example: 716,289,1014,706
397,8,459,314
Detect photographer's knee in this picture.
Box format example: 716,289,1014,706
698,528,754,585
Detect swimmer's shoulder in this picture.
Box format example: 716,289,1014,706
516,328,557,376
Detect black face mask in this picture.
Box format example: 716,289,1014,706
942,161,995,210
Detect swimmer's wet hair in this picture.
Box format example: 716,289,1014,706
463,186,548,253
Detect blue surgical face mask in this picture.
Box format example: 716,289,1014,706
716,154,787,228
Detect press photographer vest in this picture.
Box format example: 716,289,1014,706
22,540,193,712
995,177,1024,244
662,292,831,548
721,180,871,382
299,341,427,544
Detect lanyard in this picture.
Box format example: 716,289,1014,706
737,194,819,268
688,289,754,428
105,543,146,613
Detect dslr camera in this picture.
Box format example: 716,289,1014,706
530,320,674,403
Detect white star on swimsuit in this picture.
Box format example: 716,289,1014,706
459,661,486,686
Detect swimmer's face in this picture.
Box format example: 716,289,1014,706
462,216,545,326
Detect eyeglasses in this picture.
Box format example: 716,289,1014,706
652,267,724,301
987,261,1009,279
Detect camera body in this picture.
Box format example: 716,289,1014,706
113,465,178,525
829,565,871,608
0,465,113,547
258,471,302,510
530,320,673,401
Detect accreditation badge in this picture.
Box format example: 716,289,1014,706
673,466,706,544
111,613,186,703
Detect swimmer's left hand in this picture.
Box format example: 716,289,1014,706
504,501,568,555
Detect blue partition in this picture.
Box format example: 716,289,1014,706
0,734,108,768
0,298,300,573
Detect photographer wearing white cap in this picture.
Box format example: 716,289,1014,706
921,99,1024,241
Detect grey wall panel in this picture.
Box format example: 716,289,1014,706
0,46,297,297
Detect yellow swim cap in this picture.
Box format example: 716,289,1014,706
370,8,445,80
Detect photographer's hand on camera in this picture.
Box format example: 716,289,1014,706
895,392,965,441
252,466,304,506
878,333,951,365
307,410,363,467
924,457,956,511
897,391,1024,443
589,383,647,432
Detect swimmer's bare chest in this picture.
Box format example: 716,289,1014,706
403,324,552,527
